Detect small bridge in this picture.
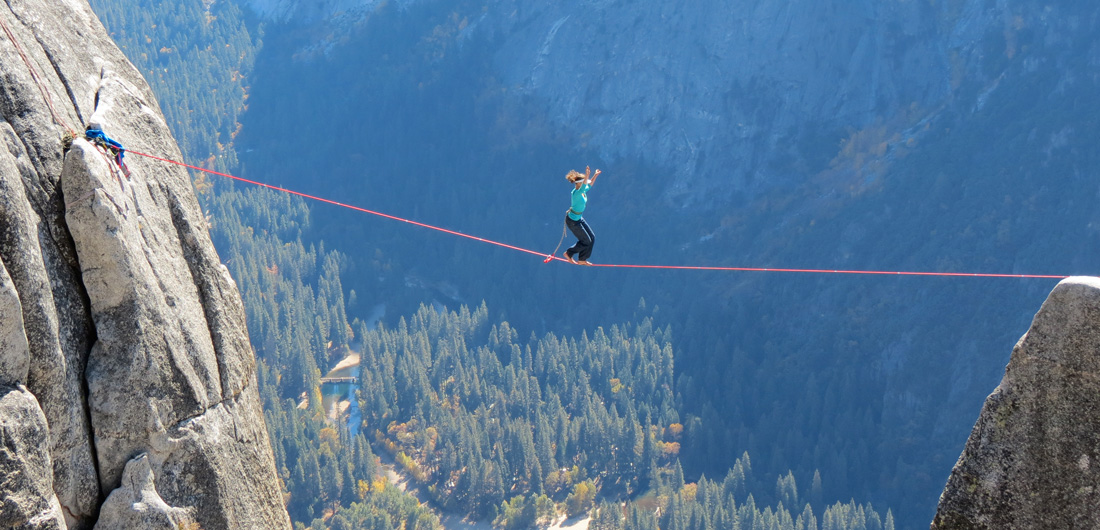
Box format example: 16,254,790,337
320,376,359,385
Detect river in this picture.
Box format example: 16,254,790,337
320,353,361,436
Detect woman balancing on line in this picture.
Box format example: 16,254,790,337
563,166,601,265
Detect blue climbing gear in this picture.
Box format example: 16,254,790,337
85,128,126,169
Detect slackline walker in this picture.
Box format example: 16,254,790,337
122,148,1068,280
552,166,601,266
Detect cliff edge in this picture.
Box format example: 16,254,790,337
932,276,1100,529
0,0,290,528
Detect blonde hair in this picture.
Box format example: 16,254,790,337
565,170,584,183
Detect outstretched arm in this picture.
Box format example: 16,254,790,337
586,166,602,186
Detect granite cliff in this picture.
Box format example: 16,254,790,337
0,0,290,528
932,277,1100,529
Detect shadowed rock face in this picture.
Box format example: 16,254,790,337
932,276,1100,530
0,0,289,528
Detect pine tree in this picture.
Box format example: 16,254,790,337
811,470,823,511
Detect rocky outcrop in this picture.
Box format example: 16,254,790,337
0,0,290,528
932,277,1100,529
94,454,190,530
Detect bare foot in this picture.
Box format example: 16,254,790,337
563,252,578,265
578,260,594,266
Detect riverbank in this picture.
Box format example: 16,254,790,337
325,353,360,379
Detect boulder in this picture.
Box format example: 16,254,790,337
94,454,190,530
932,276,1100,529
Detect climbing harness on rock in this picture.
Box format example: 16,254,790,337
63,127,132,216
85,128,129,177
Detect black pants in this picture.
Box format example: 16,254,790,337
565,216,595,261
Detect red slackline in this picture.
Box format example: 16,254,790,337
127,149,1068,280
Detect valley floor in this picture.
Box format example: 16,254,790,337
380,451,591,530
